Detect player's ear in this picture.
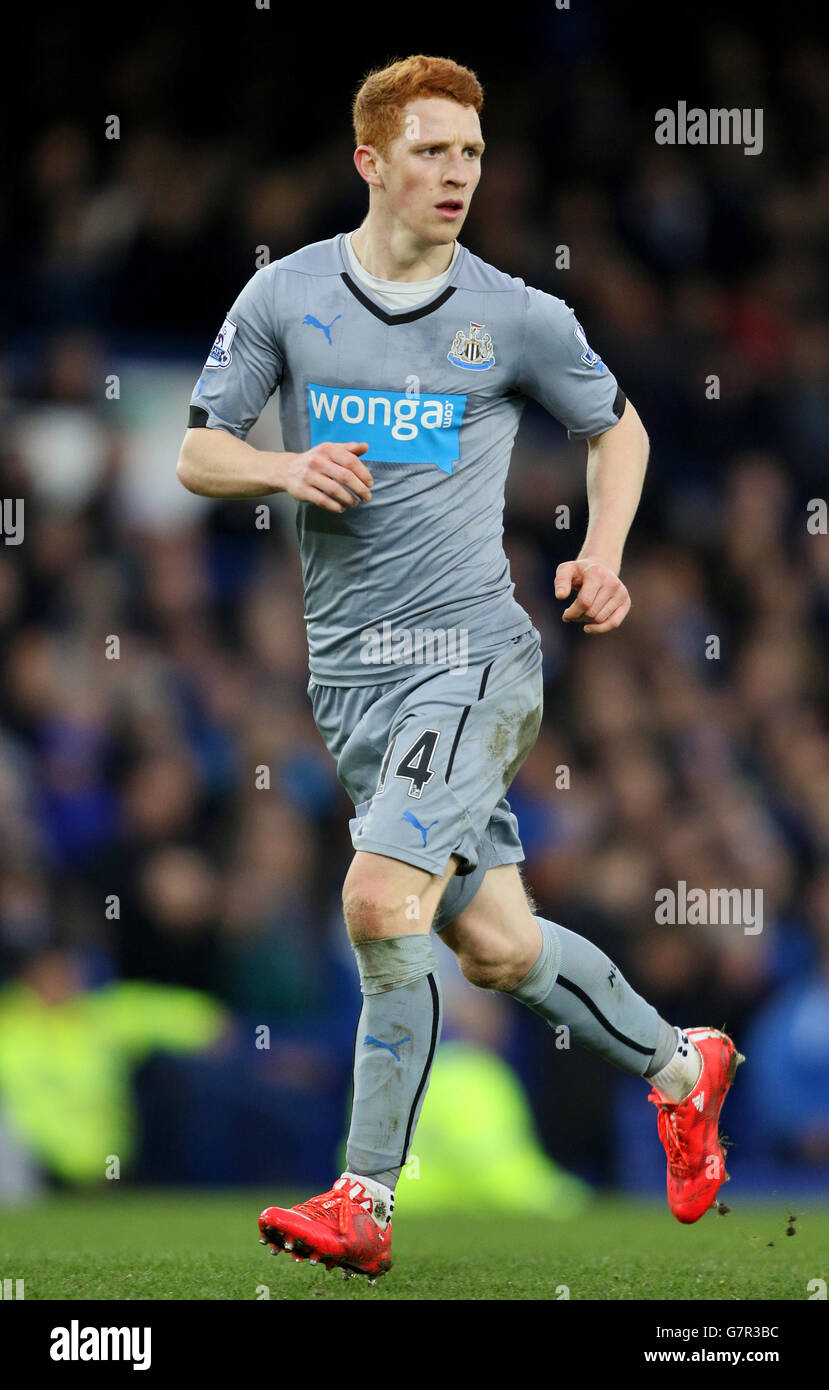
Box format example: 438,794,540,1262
354,144,383,188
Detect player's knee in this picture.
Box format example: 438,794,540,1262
457,943,528,992
458,954,504,990
343,891,396,941
448,895,540,992
342,863,416,941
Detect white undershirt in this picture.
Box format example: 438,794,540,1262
344,231,459,310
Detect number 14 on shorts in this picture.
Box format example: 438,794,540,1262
377,730,440,800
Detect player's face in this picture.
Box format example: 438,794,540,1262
378,98,484,246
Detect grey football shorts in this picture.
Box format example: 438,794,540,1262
307,627,543,931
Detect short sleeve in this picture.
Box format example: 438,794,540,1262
187,264,284,439
517,287,626,440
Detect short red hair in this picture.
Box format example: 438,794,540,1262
352,55,483,157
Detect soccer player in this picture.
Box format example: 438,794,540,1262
177,55,743,1281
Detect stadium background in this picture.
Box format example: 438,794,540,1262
1,0,827,1209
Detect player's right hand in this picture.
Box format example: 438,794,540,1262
280,441,373,512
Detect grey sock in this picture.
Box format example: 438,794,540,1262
509,917,661,1075
347,935,442,1191
644,1019,681,1078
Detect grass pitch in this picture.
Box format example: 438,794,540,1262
2,1189,826,1300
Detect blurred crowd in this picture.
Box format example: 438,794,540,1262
1,13,828,1192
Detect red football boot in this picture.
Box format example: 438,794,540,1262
648,1027,745,1224
258,1176,392,1280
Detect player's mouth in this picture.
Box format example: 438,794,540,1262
435,199,463,220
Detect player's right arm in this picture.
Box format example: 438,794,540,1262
176,430,372,511
176,262,372,511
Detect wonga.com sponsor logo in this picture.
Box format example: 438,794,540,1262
307,383,467,474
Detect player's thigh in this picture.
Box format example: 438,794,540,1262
440,863,540,971
343,848,461,940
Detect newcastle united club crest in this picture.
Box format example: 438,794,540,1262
447,321,495,371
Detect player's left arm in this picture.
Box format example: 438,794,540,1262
516,286,649,636
555,398,649,634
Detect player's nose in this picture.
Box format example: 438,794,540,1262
442,154,469,184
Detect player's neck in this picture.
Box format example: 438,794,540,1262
350,217,456,283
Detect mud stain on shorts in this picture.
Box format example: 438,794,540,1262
488,704,543,791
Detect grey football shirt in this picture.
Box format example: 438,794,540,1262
188,234,625,685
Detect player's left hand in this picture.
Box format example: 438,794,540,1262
554,557,631,634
